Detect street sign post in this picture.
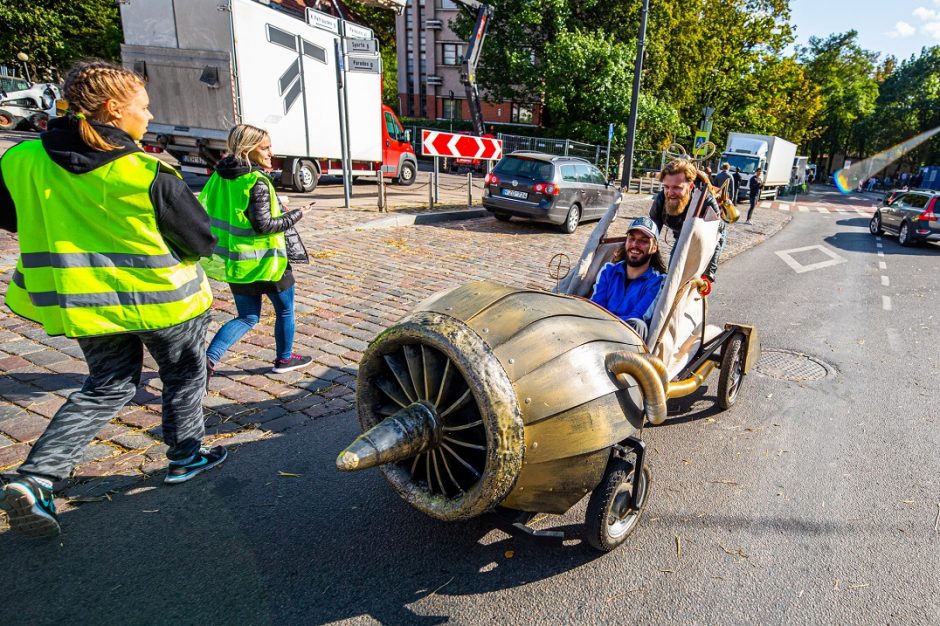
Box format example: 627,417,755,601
693,130,709,158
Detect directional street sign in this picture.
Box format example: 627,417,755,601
421,129,503,160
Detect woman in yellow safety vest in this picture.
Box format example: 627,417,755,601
201,124,312,386
0,61,227,539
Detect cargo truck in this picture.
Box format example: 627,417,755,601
118,0,417,192
718,132,798,201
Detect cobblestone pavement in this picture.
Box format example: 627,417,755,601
0,143,800,528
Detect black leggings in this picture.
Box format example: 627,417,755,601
747,194,758,221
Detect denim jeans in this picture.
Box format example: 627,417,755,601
206,285,295,364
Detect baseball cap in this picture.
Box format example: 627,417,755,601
627,216,659,240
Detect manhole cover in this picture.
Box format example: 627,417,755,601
755,349,832,381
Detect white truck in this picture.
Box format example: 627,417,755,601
118,0,416,192
718,132,798,201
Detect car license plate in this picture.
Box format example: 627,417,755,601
501,189,527,199
181,155,208,166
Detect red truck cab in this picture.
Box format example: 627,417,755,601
381,105,417,185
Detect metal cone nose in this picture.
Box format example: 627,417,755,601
336,401,441,471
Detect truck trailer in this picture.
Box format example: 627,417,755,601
719,132,798,201
118,0,417,192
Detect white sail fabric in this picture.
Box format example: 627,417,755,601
646,188,722,378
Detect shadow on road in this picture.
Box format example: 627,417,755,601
1,382,604,625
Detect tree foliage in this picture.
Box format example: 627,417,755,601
0,0,121,81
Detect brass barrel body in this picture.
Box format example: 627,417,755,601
354,280,647,518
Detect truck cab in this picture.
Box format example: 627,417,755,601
381,105,417,185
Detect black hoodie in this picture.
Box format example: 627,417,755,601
0,117,216,260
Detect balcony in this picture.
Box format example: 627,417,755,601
425,75,443,85
425,19,443,29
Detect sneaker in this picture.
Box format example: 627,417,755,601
272,353,313,373
164,445,228,485
0,476,61,539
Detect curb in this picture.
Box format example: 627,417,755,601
354,208,489,230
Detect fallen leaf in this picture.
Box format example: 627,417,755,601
675,535,681,560
504,550,515,559
278,471,303,478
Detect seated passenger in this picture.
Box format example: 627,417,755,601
590,217,666,339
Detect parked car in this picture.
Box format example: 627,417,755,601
869,189,940,246
482,151,617,234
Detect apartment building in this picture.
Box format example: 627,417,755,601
396,0,540,126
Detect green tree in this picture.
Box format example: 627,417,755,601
797,31,879,169
862,46,940,166
0,0,121,80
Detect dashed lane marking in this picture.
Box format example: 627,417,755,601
883,295,892,311
879,261,887,270
881,275,890,286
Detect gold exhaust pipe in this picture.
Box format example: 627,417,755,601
666,361,716,399
606,351,668,426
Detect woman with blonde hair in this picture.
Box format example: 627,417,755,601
201,124,312,383
0,60,225,538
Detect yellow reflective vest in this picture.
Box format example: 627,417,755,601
1,141,213,338
199,169,287,284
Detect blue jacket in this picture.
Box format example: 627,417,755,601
590,263,664,322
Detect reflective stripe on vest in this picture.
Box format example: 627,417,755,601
1,141,213,338
199,169,287,284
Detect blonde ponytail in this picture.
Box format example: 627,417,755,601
63,61,145,152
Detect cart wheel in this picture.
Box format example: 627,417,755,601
584,459,650,552
717,333,745,410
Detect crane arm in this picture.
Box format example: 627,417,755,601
453,0,494,136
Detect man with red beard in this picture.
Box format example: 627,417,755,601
648,158,727,292
590,216,666,339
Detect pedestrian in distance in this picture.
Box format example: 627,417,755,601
732,167,743,202
0,61,226,539
746,167,764,223
714,162,736,201
202,124,313,386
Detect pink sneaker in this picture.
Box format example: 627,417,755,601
272,354,313,373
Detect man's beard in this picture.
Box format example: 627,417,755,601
664,192,690,216
626,252,652,268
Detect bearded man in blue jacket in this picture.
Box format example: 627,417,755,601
590,216,666,340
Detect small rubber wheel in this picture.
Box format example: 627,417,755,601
561,204,581,234
869,212,883,235
717,332,745,410
0,110,16,131
291,159,318,193
584,459,650,552
494,213,512,222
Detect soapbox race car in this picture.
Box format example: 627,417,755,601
336,180,760,553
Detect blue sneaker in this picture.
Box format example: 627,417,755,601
164,445,228,485
1,476,61,539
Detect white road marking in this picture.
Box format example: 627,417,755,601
881,275,890,286
798,205,809,212
882,296,892,311
855,209,869,215
760,201,772,208
876,242,883,249
775,245,848,274
879,261,887,270
877,251,884,258
778,205,790,211
815,206,828,213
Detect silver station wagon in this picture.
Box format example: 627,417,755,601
482,152,618,234
870,189,940,246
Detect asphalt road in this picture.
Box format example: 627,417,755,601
2,196,937,624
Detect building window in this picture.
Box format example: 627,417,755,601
441,0,458,8
441,43,463,65
511,103,533,124
442,99,461,120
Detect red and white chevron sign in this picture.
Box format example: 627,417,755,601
421,130,502,160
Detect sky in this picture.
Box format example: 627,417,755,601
788,0,940,61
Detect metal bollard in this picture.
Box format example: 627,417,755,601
467,172,473,208
377,168,386,212
428,171,434,210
